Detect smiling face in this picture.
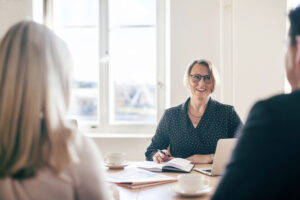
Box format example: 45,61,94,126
188,63,213,101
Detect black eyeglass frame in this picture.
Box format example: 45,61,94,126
189,74,212,84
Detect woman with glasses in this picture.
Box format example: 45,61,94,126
0,21,117,199
145,59,242,164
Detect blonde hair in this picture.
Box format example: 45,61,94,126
183,59,220,93
0,21,74,179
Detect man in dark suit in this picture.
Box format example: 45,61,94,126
211,5,300,200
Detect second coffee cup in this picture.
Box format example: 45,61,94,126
177,174,209,193
105,152,126,166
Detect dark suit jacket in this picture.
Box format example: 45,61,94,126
211,90,300,200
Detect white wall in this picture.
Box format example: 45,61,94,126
91,134,151,161
0,0,32,37
169,0,286,121
232,0,286,119
169,0,222,105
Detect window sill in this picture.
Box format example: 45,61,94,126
84,132,153,138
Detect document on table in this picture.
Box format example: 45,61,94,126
106,168,177,189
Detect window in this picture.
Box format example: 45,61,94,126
42,0,166,133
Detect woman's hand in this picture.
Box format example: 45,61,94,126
152,149,173,163
186,154,213,164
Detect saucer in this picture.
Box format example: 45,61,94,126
171,184,212,197
105,162,129,169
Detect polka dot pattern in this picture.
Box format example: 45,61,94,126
145,97,242,160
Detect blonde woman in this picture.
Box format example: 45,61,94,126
0,21,115,199
145,59,242,164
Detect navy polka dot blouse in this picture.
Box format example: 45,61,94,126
145,97,242,160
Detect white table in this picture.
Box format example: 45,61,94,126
106,162,221,200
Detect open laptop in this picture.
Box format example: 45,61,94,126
193,138,237,176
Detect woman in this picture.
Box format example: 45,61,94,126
0,21,115,199
145,59,242,164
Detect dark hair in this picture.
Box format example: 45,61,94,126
289,5,300,46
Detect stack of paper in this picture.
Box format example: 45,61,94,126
106,168,177,189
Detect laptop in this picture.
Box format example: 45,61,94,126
193,138,237,176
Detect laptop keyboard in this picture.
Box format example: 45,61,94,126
193,167,212,174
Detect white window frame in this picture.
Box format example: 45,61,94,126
40,0,167,134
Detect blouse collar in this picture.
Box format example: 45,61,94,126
180,97,217,128
181,97,215,113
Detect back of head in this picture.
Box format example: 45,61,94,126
289,5,300,46
0,21,73,179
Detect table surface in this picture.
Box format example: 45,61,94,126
106,162,221,200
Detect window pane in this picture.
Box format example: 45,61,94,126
56,28,99,122
109,0,157,124
109,27,157,124
52,0,99,122
51,0,159,126
53,0,98,26
109,0,156,27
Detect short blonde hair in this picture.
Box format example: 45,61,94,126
0,21,74,179
183,59,220,93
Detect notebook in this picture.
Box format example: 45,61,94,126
106,168,177,189
136,158,194,173
193,138,237,176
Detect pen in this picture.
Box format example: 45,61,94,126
159,149,171,157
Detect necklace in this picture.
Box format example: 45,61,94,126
188,110,202,118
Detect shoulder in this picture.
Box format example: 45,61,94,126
264,90,300,106
71,131,96,149
250,91,300,116
165,104,183,113
69,132,102,163
212,99,233,108
67,133,111,199
210,98,235,112
164,99,188,115
245,91,300,128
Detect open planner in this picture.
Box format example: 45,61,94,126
136,158,194,173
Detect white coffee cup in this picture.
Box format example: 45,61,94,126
105,152,126,166
177,174,209,193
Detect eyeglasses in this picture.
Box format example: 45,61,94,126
189,74,212,84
